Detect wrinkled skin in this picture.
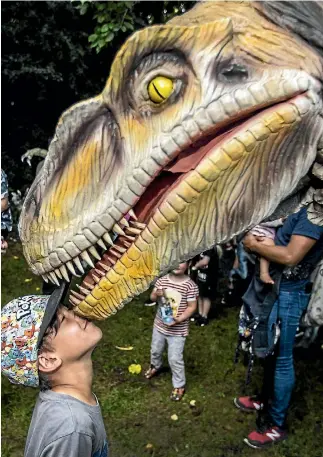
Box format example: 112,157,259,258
20,1,323,320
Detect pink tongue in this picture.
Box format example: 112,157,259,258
165,129,232,173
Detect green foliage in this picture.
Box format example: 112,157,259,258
76,1,196,53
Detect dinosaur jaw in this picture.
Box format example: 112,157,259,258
70,90,322,319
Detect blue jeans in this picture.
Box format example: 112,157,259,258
267,290,310,427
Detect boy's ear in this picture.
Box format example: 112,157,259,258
38,352,62,374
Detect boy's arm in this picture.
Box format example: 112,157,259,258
174,299,197,324
39,432,96,457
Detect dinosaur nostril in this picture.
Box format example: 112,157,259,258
219,63,249,83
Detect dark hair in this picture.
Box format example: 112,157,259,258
38,311,61,391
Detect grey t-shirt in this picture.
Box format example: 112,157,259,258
24,390,108,457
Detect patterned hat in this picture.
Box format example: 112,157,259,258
1,283,67,387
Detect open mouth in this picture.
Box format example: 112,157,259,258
66,90,314,313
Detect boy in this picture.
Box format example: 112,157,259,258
191,248,219,326
144,262,198,401
1,284,108,457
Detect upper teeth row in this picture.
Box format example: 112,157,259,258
43,212,145,285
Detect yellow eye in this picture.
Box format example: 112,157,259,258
148,76,174,104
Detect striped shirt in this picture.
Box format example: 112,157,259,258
154,275,198,337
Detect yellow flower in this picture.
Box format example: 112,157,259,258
128,364,142,375
171,414,178,421
189,400,196,407
35,287,40,291
24,279,32,283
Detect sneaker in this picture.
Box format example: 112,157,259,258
234,396,263,413
144,299,156,307
244,425,287,449
197,316,209,327
190,313,200,322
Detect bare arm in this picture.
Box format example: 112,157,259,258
174,299,197,323
1,197,8,212
243,234,317,267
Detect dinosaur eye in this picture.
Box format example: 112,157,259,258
148,76,174,104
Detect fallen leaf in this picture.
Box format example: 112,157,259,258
189,400,196,407
13,256,19,260
145,443,153,450
128,364,142,374
24,279,32,283
171,414,178,421
35,287,40,291
116,346,134,351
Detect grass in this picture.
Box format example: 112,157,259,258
2,242,323,457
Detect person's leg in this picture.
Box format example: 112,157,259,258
198,296,203,316
200,297,211,320
269,290,310,427
167,335,186,388
259,257,274,284
150,327,166,370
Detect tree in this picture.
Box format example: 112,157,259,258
76,1,195,53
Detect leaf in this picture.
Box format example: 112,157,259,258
24,278,32,283
128,364,142,374
101,24,110,33
171,414,178,421
189,400,196,407
13,256,19,260
115,346,134,351
105,32,114,42
35,287,40,291
88,34,97,43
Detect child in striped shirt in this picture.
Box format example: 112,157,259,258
145,262,198,401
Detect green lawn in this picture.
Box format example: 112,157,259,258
2,243,323,457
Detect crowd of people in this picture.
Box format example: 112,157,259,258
1,166,323,454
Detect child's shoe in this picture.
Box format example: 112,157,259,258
170,387,185,401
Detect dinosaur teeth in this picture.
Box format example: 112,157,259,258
76,284,91,295
60,264,70,282
49,271,60,286
97,239,107,250
110,249,122,259
126,227,141,236
128,209,137,220
89,246,101,260
103,232,114,246
66,261,77,276
55,268,63,279
113,245,126,254
130,221,146,229
92,274,101,283
113,224,126,236
98,262,111,272
84,280,95,290
69,296,81,306
71,290,85,300
119,217,129,227
123,234,136,242
81,251,95,268
42,274,49,283
73,256,84,274
95,268,105,277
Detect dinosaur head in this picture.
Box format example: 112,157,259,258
20,1,323,319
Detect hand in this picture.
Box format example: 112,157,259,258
167,317,179,326
255,236,274,246
242,233,257,251
156,288,163,297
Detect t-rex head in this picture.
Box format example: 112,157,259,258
20,1,323,319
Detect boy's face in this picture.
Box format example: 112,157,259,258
45,307,102,364
172,262,188,275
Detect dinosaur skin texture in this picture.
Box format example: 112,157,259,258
19,1,323,320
